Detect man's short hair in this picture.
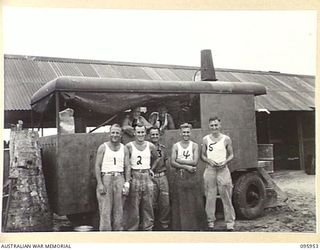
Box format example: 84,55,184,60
149,126,160,133
180,123,192,129
134,124,146,131
209,116,220,123
110,123,122,131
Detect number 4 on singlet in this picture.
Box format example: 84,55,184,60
183,150,190,159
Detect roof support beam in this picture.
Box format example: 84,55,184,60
297,113,305,170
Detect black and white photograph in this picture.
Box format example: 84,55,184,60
1,3,317,243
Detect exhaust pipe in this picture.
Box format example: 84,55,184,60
201,49,217,81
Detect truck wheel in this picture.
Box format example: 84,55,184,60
232,172,266,219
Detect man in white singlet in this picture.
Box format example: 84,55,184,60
95,124,130,231
124,124,160,231
171,123,204,231
201,116,235,231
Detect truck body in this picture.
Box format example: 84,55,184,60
31,76,274,227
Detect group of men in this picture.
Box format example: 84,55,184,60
95,106,236,232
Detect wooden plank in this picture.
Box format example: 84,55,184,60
257,167,287,201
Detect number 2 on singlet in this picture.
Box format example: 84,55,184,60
137,156,142,165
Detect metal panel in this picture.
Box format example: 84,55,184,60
13,59,44,84
141,67,163,80
4,59,24,85
38,135,58,213
55,62,83,76
54,133,108,215
276,91,313,110
216,72,241,82
154,68,181,81
111,65,151,80
5,84,42,110
91,64,121,78
75,64,99,77
200,94,258,171
275,75,315,92
37,61,59,82
171,69,195,81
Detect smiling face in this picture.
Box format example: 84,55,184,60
110,126,122,144
209,119,221,136
149,128,160,144
134,125,146,143
180,127,191,142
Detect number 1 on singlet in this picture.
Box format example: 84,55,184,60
113,157,116,165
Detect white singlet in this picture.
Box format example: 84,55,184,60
205,134,227,164
177,141,194,161
130,141,151,170
101,143,125,173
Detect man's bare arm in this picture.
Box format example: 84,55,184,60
170,144,193,171
122,116,135,136
95,144,106,194
225,136,234,164
176,143,199,166
150,143,161,170
218,136,234,167
123,146,131,182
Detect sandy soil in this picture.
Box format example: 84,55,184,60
53,170,317,232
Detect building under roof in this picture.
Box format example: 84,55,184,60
3,54,315,172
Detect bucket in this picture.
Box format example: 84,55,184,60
73,225,94,232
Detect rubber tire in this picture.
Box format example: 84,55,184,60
232,172,266,219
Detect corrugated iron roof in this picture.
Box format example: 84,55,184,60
4,54,315,111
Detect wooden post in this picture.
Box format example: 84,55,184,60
297,113,305,170
6,126,52,232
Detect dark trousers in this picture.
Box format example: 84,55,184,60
171,170,205,231
152,174,170,230
124,171,154,231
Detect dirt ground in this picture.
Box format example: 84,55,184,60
233,170,316,232
53,170,317,232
